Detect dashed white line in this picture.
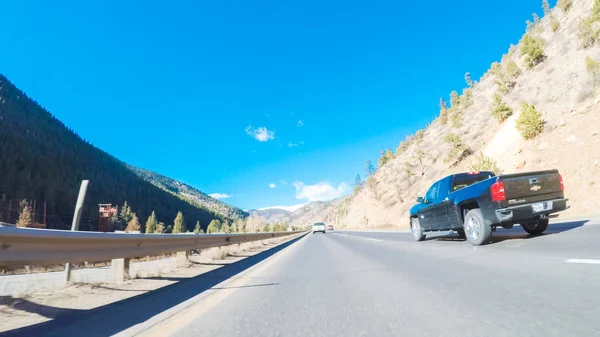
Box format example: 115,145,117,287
565,259,600,265
365,238,383,242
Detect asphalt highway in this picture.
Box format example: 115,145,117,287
169,218,600,337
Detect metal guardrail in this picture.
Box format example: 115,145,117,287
0,226,306,266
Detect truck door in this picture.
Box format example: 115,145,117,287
432,177,450,229
419,181,440,230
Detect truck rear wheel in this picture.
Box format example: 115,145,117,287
522,218,549,235
411,217,425,242
463,209,492,246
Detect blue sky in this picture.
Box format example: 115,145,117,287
0,0,552,210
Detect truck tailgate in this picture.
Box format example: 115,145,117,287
501,170,563,205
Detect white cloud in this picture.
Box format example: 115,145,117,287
269,183,277,189
297,120,304,127
288,141,298,147
209,193,231,199
245,125,275,142
292,181,350,202
258,203,307,212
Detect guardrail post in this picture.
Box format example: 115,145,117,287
65,180,89,283
176,251,190,266
112,258,130,283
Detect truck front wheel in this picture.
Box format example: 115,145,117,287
411,217,425,242
522,218,549,235
463,209,492,246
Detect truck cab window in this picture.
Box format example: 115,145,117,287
425,182,440,204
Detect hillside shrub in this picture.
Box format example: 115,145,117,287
579,0,600,48
469,152,503,174
516,102,544,139
491,92,513,123
579,19,600,48
550,16,560,32
521,34,546,69
506,60,521,81
557,0,573,13
443,132,468,163
461,88,473,110
586,56,600,74
586,56,600,84
491,62,503,77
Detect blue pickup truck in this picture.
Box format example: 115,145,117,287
409,170,568,245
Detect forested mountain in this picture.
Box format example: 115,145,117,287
0,74,224,231
127,165,248,219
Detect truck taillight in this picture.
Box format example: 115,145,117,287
559,174,564,191
491,181,506,201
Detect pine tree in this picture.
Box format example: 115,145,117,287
145,211,158,234
465,72,474,87
450,91,460,110
353,174,363,192
16,200,33,228
239,218,247,233
413,149,426,176
542,0,551,15
365,160,375,177
403,163,415,186
378,150,388,168
385,149,395,161
155,222,166,233
126,213,141,232
207,219,220,233
221,221,231,233
172,211,186,233
194,221,204,234
439,98,448,125
119,201,133,229
0,194,7,222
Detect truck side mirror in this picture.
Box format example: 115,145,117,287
416,196,424,203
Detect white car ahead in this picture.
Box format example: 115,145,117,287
312,222,326,234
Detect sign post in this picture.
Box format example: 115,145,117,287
65,180,89,283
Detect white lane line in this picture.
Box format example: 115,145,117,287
565,259,600,265
365,238,383,242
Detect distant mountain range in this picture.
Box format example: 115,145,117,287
246,200,344,227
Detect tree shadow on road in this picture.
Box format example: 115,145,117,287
0,296,84,319
426,220,589,244
0,234,306,337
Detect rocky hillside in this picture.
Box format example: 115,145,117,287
128,165,248,220
293,0,600,229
